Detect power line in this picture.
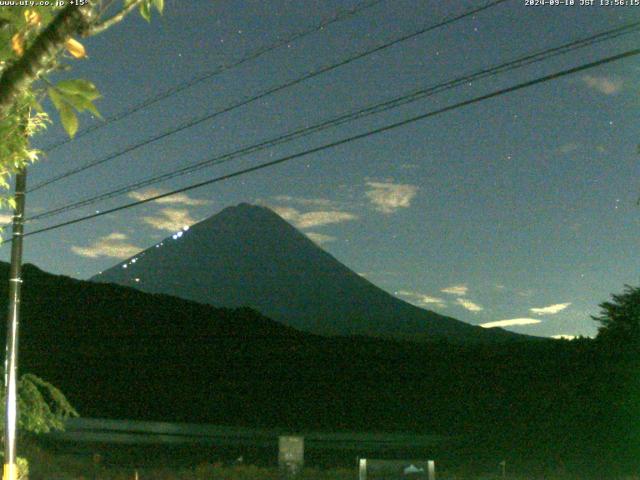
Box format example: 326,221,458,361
27,21,640,222
15,47,640,241
31,21,640,220
29,0,509,193
41,0,387,152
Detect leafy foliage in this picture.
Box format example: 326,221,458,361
0,1,160,212
0,373,78,434
0,375,76,479
0,91,47,194
15,373,78,433
0,453,28,480
132,0,164,22
48,79,101,137
0,8,56,68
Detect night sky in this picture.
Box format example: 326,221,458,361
1,0,638,338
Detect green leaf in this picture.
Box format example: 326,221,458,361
50,86,79,136
55,79,100,101
152,0,164,14
60,93,102,118
82,99,102,119
47,87,63,111
48,85,102,133
28,95,44,113
58,102,78,138
139,1,151,21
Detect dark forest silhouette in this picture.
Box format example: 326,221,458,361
0,262,637,477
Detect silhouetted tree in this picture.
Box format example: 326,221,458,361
591,286,640,474
593,285,640,348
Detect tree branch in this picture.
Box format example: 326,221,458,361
0,4,94,119
85,0,145,36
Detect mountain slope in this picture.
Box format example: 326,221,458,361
0,262,537,429
92,203,521,343
0,262,308,423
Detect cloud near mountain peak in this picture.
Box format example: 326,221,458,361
481,318,541,328
530,302,571,315
142,208,198,232
365,181,418,213
71,232,142,259
271,206,357,229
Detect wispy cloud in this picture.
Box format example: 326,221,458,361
456,298,483,312
365,181,417,213
517,289,535,298
272,195,339,208
557,143,578,154
357,270,401,278
271,206,357,229
270,206,297,219
441,285,468,296
396,290,447,308
305,232,336,245
142,208,198,232
581,75,623,95
128,188,209,206
552,334,576,340
480,318,541,328
530,302,571,315
297,211,356,228
71,233,141,259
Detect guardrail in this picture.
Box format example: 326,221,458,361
46,418,451,451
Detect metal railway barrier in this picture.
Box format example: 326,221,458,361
46,418,449,451
41,418,451,470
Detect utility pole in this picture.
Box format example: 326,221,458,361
3,168,26,480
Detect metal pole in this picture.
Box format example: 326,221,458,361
427,460,435,480
358,458,367,480
3,168,26,480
